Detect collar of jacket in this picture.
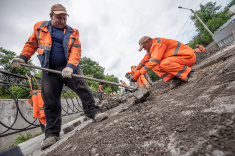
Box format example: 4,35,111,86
41,21,74,33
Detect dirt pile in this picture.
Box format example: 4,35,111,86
45,44,235,156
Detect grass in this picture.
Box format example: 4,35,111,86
8,133,33,148
70,117,78,122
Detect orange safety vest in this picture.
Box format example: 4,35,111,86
19,21,81,70
28,90,46,124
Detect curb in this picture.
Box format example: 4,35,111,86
0,116,92,156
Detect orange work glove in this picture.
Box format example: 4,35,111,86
133,70,141,80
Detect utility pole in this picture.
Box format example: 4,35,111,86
178,6,214,37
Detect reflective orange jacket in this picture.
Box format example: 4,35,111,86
28,90,46,124
19,21,81,71
195,45,205,52
137,38,194,75
121,81,127,86
139,75,150,88
98,87,103,93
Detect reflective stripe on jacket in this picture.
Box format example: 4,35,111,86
140,37,194,75
19,21,81,71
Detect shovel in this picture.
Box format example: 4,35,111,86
20,63,150,101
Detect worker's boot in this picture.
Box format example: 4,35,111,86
184,70,197,82
94,112,108,122
40,135,60,150
169,77,184,89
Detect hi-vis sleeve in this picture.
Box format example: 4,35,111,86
67,29,81,68
140,41,167,75
21,22,41,61
136,54,150,70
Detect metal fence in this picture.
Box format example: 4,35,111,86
0,69,101,138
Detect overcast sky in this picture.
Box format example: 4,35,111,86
0,0,232,85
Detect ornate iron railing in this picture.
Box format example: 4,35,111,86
0,69,101,138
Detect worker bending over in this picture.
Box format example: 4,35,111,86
127,66,150,89
194,44,205,52
132,36,196,86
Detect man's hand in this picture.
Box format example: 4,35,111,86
62,67,73,78
130,78,137,82
10,58,26,68
133,70,141,80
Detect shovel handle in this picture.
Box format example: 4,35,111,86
20,63,136,90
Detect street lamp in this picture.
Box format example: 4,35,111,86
178,6,214,37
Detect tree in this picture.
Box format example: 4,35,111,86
79,57,119,93
0,47,35,75
189,1,233,47
79,57,104,79
0,47,37,99
226,0,235,8
103,74,119,93
148,70,160,82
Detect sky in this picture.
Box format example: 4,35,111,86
0,0,232,85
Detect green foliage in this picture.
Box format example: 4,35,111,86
61,91,77,99
33,70,42,78
8,133,33,148
103,74,119,93
226,0,235,8
79,57,105,79
189,1,234,47
148,70,160,82
85,74,100,91
0,85,30,99
70,117,77,122
79,57,119,93
0,47,36,75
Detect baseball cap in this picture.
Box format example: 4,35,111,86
138,36,152,51
51,4,69,16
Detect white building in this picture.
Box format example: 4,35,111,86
229,4,235,14
213,15,235,47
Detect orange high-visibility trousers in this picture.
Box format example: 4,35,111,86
138,75,150,88
152,53,196,82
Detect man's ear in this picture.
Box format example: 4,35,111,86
49,13,53,20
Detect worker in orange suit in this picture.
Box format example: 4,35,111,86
120,80,131,92
128,66,150,89
10,4,108,150
194,44,205,52
98,85,106,100
131,36,197,87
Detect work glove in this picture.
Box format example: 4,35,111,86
130,78,137,82
62,67,73,78
10,58,26,68
133,70,141,80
